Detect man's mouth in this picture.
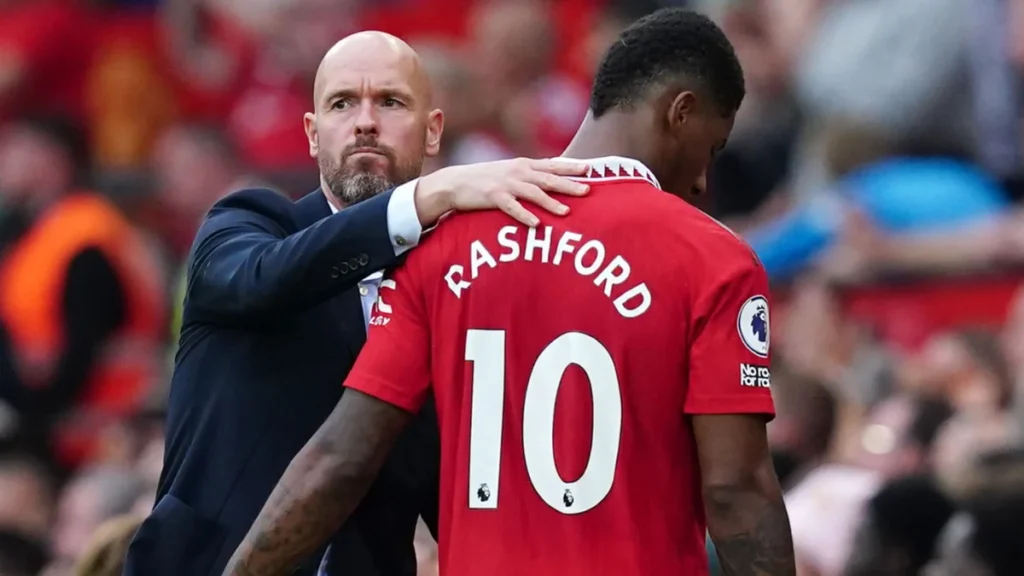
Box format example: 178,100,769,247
349,147,386,156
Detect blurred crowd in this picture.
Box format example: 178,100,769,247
1,0,1024,574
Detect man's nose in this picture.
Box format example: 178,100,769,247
354,100,379,135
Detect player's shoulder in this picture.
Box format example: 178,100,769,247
424,209,509,244
402,209,503,269
662,196,763,271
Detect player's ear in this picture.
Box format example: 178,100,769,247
425,108,444,157
666,91,697,135
303,112,319,158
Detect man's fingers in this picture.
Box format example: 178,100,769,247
529,158,590,177
499,194,540,227
527,170,589,197
514,181,569,216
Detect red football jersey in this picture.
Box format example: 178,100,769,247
346,156,776,576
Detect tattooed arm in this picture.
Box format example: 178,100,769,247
692,414,795,576
223,390,412,576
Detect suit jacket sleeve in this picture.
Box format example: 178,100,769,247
186,188,400,323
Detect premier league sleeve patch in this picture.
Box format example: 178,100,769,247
737,295,769,358
740,363,771,388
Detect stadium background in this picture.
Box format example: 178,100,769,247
1,0,1023,574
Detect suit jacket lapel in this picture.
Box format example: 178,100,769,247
294,188,331,228
295,189,369,359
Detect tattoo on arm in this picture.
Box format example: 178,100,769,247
706,488,796,576
223,391,412,576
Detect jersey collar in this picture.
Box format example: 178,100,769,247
554,156,661,190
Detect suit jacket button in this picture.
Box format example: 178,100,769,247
338,262,351,273
348,258,361,269
330,266,341,279
357,254,369,265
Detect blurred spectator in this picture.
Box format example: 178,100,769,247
87,11,176,169
72,514,143,576
905,329,1013,415
92,410,164,475
1003,287,1024,436
130,434,163,514
413,43,486,173
145,123,258,260
766,369,836,487
225,0,362,169
851,394,953,477
710,0,803,221
0,529,48,576
0,451,57,542
791,0,974,199
913,329,1020,485
463,0,588,160
575,0,666,77
0,0,92,122
159,0,253,121
46,466,146,573
785,393,952,574
749,159,1011,281
968,0,1022,179
140,122,267,350
777,278,894,408
928,450,1024,576
785,463,882,576
844,475,955,576
0,116,166,468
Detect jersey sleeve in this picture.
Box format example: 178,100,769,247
683,253,776,418
344,260,431,413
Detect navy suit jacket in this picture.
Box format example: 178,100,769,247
125,188,439,576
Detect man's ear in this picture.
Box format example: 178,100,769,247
303,112,319,158
665,91,697,134
425,109,444,157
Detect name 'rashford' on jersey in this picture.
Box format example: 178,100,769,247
344,156,776,576
442,223,652,318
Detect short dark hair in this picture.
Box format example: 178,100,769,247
590,8,744,118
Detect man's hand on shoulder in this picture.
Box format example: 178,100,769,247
413,158,591,228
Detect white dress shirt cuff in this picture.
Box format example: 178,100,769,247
387,179,425,256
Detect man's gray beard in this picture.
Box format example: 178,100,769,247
330,172,393,206
321,153,394,206
320,150,422,206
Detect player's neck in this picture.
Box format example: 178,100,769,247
561,110,657,169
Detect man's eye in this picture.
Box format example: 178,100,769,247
332,100,350,110
383,98,402,108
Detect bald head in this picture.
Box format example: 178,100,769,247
303,30,443,209
314,31,432,107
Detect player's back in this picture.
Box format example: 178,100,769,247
416,158,762,575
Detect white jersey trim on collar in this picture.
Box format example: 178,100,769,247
553,156,661,190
